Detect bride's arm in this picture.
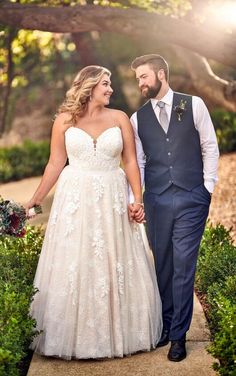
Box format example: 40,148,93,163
116,110,145,223
25,113,69,213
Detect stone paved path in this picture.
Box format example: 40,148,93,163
26,295,216,376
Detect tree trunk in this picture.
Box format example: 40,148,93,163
72,32,101,66
72,32,129,112
0,3,235,69
0,27,15,136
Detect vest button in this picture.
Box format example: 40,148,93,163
170,166,173,169
168,152,171,156
166,138,169,142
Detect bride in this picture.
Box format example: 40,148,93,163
26,65,162,360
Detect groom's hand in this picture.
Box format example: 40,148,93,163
128,203,146,223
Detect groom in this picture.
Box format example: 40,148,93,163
129,54,219,361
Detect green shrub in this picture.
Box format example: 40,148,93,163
206,275,236,335
208,295,236,376
0,226,43,376
211,108,236,153
196,224,236,376
0,140,49,183
196,223,236,294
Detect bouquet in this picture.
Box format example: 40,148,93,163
0,196,42,237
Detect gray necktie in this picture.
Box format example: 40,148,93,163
157,101,169,133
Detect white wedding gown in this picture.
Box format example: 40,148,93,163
30,126,162,360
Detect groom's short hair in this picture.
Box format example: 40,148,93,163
131,54,169,82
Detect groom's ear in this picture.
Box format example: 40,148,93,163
157,69,166,81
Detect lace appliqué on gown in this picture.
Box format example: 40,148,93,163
30,126,162,359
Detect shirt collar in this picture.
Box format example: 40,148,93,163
151,88,173,109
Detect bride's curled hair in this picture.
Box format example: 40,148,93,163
58,65,111,124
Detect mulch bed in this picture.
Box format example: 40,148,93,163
208,152,236,242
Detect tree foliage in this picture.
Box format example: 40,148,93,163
0,0,236,137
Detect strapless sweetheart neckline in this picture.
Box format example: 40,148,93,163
66,126,121,142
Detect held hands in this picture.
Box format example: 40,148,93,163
128,202,146,223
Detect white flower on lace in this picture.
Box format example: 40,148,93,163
65,201,77,214
92,176,104,202
133,222,141,240
136,329,146,344
65,218,75,236
87,287,94,299
86,318,95,329
113,190,126,215
65,194,80,214
117,262,124,295
64,178,80,216
50,211,58,226
64,179,80,235
95,207,102,219
99,277,109,298
67,263,77,295
92,229,105,259
128,259,134,287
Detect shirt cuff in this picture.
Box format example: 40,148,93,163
128,188,134,204
204,181,215,194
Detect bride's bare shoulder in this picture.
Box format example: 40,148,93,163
108,108,129,123
53,112,71,133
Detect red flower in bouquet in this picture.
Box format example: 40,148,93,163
15,228,27,238
9,213,20,229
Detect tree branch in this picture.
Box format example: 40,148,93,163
173,46,236,112
0,2,235,69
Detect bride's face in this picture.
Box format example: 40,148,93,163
92,74,113,106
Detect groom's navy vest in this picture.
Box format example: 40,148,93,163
137,92,204,194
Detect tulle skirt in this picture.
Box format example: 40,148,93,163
30,165,162,359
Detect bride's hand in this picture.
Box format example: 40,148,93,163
25,199,41,218
128,203,146,223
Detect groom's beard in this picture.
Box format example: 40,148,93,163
141,78,162,99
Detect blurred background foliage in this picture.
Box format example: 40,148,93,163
0,0,236,152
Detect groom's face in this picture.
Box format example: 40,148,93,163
136,64,162,99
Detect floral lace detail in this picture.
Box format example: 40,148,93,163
95,207,102,219
98,277,109,298
86,318,95,329
116,262,124,295
65,127,122,172
50,211,58,226
136,329,148,345
92,229,105,259
128,259,134,287
65,219,75,236
63,177,80,236
132,222,141,240
66,263,78,305
113,190,126,215
92,176,104,202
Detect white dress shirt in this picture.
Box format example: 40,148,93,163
130,88,219,201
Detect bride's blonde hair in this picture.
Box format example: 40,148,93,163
58,65,111,124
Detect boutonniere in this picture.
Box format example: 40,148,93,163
173,99,187,121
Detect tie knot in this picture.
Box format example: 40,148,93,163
157,101,165,109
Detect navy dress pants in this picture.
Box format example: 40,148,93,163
144,183,211,341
